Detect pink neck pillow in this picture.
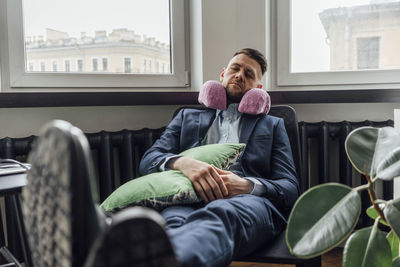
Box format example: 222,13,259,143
198,80,271,115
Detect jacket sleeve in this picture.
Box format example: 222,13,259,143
139,110,184,175
235,118,300,212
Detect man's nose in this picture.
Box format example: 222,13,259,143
235,70,244,81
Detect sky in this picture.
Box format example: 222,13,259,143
23,0,170,44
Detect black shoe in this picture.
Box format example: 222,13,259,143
22,120,178,267
85,207,179,267
22,120,103,267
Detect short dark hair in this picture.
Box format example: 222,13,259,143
233,48,267,75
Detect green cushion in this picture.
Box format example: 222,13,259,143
100,143,245,212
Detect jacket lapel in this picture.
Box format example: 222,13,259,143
198,108,216,144
239,114,261,144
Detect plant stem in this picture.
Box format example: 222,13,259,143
365,173,387,223
354,184,369,192
373,215,381,229
371,176,380,183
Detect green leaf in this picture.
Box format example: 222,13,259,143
373,127,400,181
366,205,389,226
387,231,400,259
345,127,379,176
343,227,392,267
286,183,361,258
393,256,400,267
384,198,400,239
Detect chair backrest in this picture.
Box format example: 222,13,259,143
173,105,302,191
268,106,302,191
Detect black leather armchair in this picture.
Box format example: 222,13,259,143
234,105,321,267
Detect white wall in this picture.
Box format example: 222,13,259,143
0,106,179,138
292,103,398,122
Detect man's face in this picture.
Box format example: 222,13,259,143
220,54,263,103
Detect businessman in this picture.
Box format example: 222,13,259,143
22,48,299,267
138,48,300,266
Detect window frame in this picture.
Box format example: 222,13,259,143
276,0,400,87
4,0,188,89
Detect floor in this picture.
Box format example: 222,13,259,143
229,247,343,267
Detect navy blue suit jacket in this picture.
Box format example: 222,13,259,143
139,108,299,214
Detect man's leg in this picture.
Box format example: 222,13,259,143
166,195,286,267
161,204,203,228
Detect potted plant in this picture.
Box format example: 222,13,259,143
286,126,400,267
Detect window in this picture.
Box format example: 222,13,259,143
143,59,152,73
52,61,58,72
92,58,98,72
77,59,83,72
40,62,46,72
102,57,108,71
65,60,71,72
357,37,380,69
124,57,132,73
277,0,400,86
3,0,188,89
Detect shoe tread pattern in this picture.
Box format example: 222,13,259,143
90,216,179,267
22,128,73,267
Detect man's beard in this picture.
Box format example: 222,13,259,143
225,87,243,103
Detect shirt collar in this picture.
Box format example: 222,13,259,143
216,103,241,119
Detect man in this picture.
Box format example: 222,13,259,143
138,48,299,266
22,48,298,267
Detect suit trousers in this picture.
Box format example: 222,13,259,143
161,194,286,267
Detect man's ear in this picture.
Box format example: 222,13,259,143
220,68,225,82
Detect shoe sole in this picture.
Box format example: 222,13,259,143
86,207,179,267
22,126,73,267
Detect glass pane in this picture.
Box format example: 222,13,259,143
291,0,400,73
23,0,171,74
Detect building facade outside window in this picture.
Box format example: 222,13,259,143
2,0,188,89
